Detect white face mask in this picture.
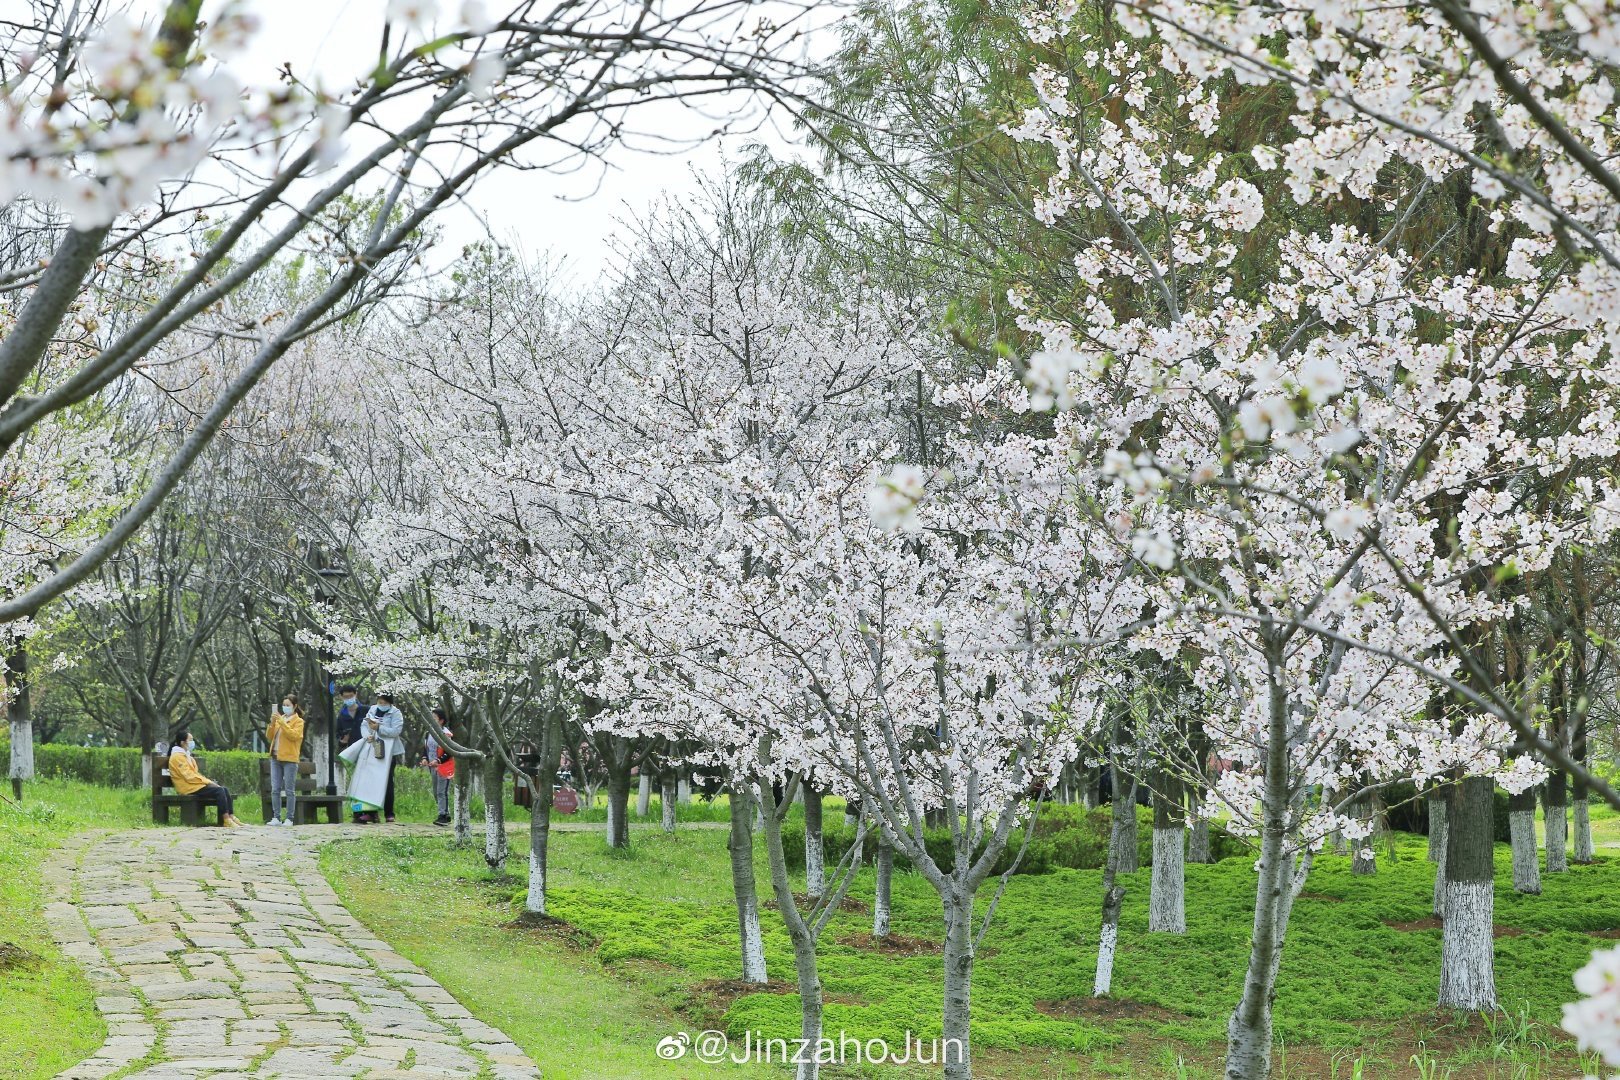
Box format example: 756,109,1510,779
281,704,294,715
185,739,194,751
343,696,356,705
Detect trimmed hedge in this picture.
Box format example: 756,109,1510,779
778,802,1245,878
0,740,434,804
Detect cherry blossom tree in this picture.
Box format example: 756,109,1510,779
0,0,811,629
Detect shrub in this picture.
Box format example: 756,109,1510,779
777,802,1243,878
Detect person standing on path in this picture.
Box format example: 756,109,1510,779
167,730,244,827
370,694,407,822
334,685,367,753
420,708,454,827
266,694,306,826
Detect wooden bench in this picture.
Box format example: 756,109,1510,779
257,758,346,824
150,752,220,826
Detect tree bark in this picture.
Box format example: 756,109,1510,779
527,790,552,914
1431,793,1450,918
1426,786,1447,863
606,767,632,849
452,756,473,848
482,752,509,872
940,889,974,1080
1149,778,1186,934
803,786,824,901
7,644,33,799
637,771,651,818
661,773,678,833
1507,786,1540,895
1110,782,1140,874
1351,792,1377,875
758,786,826,1080
1224,655,1299,1080
873,832,893,941
1439,775,1497,1012
1542,772,1568,873
727,787,768,983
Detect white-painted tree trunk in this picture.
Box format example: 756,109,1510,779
1093,921,1119,996
483,754,509,871
1439,880,1496,1010
1544,776,1569,874
1149,828,1186,933
728,790,768,983
677,776,691,804
637,772,651,817
526,800,550,914
8,715,34,787
1573,799,1593,863
661,775,678,833
452,763,473,847
1439,775,1496,1012
1508,809,1540,894
1351,795,1377,875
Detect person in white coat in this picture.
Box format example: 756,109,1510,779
339,693,405,823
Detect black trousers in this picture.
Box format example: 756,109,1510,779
198,784,234,819
382,758,399,818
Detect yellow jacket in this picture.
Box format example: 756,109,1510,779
167,748,212,795
267,712,305,763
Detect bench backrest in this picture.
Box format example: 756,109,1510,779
151,752,204,795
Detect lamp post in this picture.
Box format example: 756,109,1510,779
308,545,349,797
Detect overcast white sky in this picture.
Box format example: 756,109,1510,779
159,0,813,284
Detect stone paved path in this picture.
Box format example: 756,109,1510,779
42,826,541,1080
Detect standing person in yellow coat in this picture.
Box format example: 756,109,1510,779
168,731,244,827
266,694,306,826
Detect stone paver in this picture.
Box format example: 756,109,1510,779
43,827,540,1080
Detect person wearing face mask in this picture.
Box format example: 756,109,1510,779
334,684,366,752
167,730,243,828
338,692,406,823
265,694,306,826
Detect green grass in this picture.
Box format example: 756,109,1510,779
0,780,152,1080
323,819,1619,1079
320,825,785,1078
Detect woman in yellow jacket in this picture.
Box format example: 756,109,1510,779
267,693,306,826
167,730,244,827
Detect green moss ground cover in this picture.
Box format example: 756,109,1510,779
325,805,1619,1078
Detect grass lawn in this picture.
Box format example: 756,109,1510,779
323,807,1620,1079
0,780,153,1080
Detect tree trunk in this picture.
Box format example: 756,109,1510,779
1224,660,1298,1080
1351,793,1377,875
482,752,509,872
7,644,33,799
873,833,893,940
1507,786,1540,895
940,888,974,1080
637,771,651,817
526,789,551,914
727,788,768,983
758,787,825,1080
1426,786,1447,863
452,757,474,847
661,774,678,833
1573,787,1593,864
1439,775,1496,1012
803,786,824,901
1110,783,1140,874
1188,786,1213,863
1149,779,1186,934
606,767,632,849
1081,764,1100,809
1542,772,1568,873
1432,794,1449,918
1093,881,1124,996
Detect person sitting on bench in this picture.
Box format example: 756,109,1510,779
168,731,244,828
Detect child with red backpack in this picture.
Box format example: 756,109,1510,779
420,707,455,827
